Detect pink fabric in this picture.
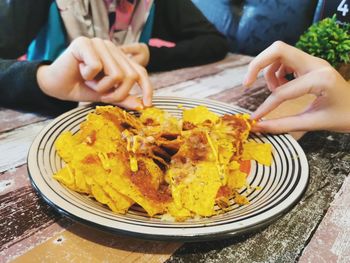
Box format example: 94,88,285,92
149,38,176,48
18,54,27,61
114,0,137,30
104,0,153,41
104,0,154,30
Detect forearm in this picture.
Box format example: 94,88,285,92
0,59,77,116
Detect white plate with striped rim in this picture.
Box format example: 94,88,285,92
27,96,309,241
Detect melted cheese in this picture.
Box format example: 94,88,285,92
53,105,272,221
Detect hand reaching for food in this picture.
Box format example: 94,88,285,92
244,41,350,133
36,37,153,110
120,43,150,67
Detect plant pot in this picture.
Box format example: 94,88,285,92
337,63,350,80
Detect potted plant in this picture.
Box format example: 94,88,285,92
296,15,350,79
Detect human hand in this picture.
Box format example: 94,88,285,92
120,43,150,67
37,37,153,110
244,41,350,133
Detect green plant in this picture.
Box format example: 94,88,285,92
296,15,350,67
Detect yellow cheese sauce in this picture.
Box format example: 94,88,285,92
53,105,272,221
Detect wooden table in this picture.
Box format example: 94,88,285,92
1,54,350,263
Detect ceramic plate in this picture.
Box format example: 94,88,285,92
28,96,309,241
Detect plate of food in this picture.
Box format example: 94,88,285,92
27,96,309,241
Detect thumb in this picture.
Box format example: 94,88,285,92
120,43,141,55
252,110,331,133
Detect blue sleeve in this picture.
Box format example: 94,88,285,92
234,0,318,55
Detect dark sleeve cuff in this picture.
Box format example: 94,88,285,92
0,59,78,116
147,35,229,72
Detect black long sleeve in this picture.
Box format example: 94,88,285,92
0,0,52,58
0,0,228,71
147,0,229,72
0,59,77,116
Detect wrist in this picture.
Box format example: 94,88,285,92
141,43,150,66
37,64,55,97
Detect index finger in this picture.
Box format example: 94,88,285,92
244,41,315,87
106,42,153,107
251,70,326,120
130,60,153,107
120,43,141,55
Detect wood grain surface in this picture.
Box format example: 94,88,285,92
2,55,254,263
299,175,350,263
1,54,349,263
166,131,350,263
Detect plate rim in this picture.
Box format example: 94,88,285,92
27,96,309,241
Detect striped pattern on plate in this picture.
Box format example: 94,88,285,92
27,97,309,241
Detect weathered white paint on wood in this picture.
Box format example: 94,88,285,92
299,175,350,263
0,166,29,195
154,65,248,98
0,120,51,173
2,54,350,263
1,218,69,263
0,108,45,133
0,165,72,262
150,55,252,90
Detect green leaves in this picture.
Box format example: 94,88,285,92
296,14,350,67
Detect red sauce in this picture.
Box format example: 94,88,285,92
182,121,196,130
100,112,122,130
239,160,251,174
129,161,172,203
215,161,250,199
187,131,208,161
222,114,249,133
216,185,232,198
82,154,99,164
144,118,155,126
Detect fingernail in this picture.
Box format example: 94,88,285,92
143,98,152,107
101,95,111,102
243,86,251,93
243,75,250,87
251,122,263,133
135,103,144,111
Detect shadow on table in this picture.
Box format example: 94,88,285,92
166,131,350,263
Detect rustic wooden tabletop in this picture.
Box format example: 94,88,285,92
1,54,350,263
